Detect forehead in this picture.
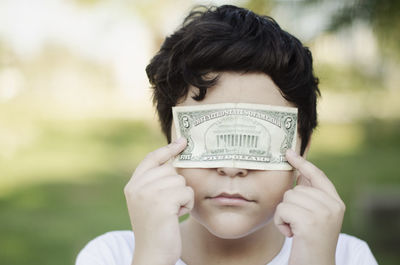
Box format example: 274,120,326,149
177,72,294,107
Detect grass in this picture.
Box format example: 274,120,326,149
0,118,399,265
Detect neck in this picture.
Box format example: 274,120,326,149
180,215,285,265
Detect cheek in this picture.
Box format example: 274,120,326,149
176,168,210,196
257,171,295,210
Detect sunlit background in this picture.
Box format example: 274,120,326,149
0,0,399,264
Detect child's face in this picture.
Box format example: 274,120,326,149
171,72,302,239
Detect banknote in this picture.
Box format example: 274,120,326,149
172,103,298,170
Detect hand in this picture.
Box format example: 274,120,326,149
124,138,194,265
274,149,346,265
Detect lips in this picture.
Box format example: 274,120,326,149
214,192,251,201
207,192,255,205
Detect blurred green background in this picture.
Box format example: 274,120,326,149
0,0,399,265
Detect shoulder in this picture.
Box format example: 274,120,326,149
335,233,378,265
75,230,135,265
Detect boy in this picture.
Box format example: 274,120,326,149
76,5,378,265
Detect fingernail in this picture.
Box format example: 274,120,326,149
173,137,186,145
286,149,298,157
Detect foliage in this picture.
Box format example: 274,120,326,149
326,0,400,58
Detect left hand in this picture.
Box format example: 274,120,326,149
274,149,346,265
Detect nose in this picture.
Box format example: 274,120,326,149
217,167,248,177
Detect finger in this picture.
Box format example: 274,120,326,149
132,163,177,188
296,174,311,186
274,202,313,237
177,186,195,217
286,149,340,200
292,185,340,210
283,187,331,214
142,174,186,192
159,186,194,216
134,137,187,176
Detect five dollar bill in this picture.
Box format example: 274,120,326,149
173,103,298,170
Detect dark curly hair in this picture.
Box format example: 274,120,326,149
146,5,320,155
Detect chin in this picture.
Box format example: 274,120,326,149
199,211,266,239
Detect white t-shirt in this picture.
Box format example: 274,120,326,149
76,231,378,265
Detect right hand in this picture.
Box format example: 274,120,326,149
124,137,194,265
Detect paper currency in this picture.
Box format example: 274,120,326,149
173,103,298,170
